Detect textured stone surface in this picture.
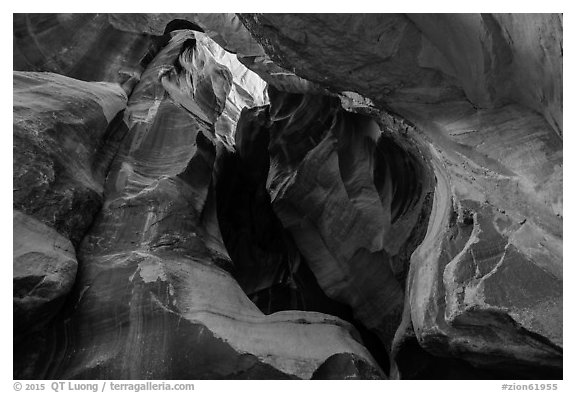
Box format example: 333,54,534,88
13,71,127,340
13,210,77,337
13,71,127,244
107,13,323,94
230,88,435,358
408,14,563,136
238,13,562,377
13,14,157,93
13,13,562,380
14,30,380,380
238,13,562,136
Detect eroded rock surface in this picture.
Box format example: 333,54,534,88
13,71,127,340
230,88,434,354
238,14,562,135
14,14,157,93
14,30,381,380
237,14,562,378
13,210,77,336
13,13,562,380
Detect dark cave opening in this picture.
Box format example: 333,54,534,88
163,19,205,34
215,110,299,295
394,334,564,380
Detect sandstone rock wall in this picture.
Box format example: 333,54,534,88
14,27,382,380
13,71,127,340
13,13,562,380
238,13,563,378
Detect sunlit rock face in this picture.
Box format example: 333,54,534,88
13,13,562,380
107,13,323,95
193,33,269,144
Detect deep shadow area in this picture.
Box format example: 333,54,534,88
213,103,420,376
215,140,392,374
395,335,563,380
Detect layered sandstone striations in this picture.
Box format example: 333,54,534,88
14,29,382,380
238,13,563,378
13,13,562,380
230,88,435,355
14,14,156,93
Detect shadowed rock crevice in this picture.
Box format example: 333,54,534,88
164,19,205,34
216,86,436,376
235,13,562,378
215,119,300,295
214,116,391,374
263,88,435,350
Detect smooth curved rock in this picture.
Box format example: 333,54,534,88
311,353,384,380
13,13,562,380
13,210,77,337
408,13,562,136
238,13,562,137
238,13,562,377
13,71,127,340
193,33,269,143
230,87,434,355
13,71,127,245
14,29,380,380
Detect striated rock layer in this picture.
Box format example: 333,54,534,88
14,29,382,380
13,13,562,379
231,87,435,356
238,13,562,378
14,14,155,94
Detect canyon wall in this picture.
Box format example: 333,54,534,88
13,13,562,379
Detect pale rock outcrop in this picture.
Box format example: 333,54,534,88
311,353,383,380
107,13,322,94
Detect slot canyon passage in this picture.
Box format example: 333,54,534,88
12,13,563,380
